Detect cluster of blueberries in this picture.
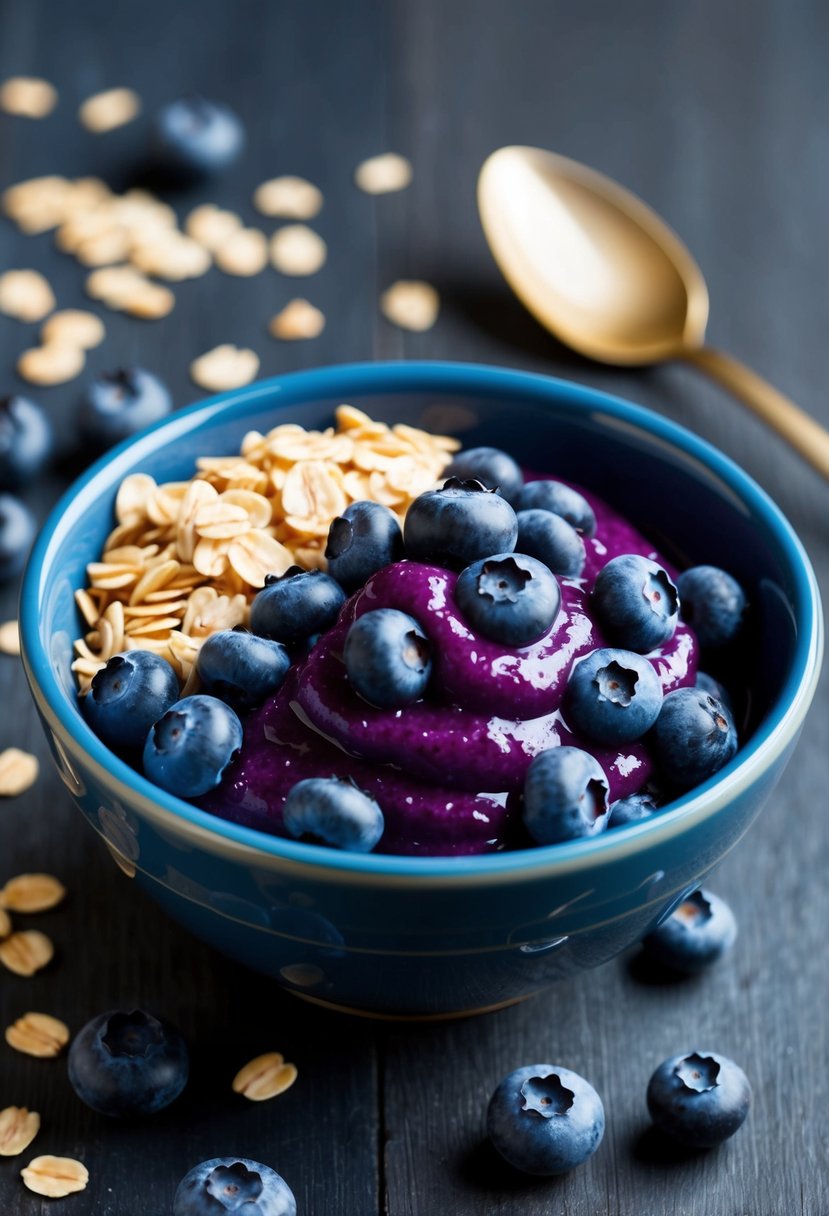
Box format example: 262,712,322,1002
83,443,746,854
61,885,744,1205
64,1006,295,1214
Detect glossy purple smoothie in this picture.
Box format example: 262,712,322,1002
198,480,699,856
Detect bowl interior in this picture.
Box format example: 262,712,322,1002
22,361,820,873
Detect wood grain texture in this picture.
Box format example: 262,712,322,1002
0,0,827,1213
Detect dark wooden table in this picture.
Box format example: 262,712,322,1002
1,1,827,1212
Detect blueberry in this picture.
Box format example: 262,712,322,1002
0,493,36,581
0,396,53,488
564,647,662,744
513,480,596,537
647,1050,751,1148
344,608,431,708
143,695,242,798
592,553,679,652
78,368,172,449
403,478,518,570
282,776,384,852
642,889,737,973
324,500,404,592
174,1158,296,1215
695,670,733,715
607,791,659,830
68,1008,188,1117
516,508,586,578
196,629,290,710
651,687,738,790
455,552,560,647
153,96,245,179
677,565,746,649
83,650,179,752
444,446,524,501
250,567,345,645
487,1063,605,1175
522,747,609,845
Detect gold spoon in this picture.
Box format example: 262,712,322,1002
478,146,829,480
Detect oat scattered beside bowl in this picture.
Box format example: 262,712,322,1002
0,77,57,119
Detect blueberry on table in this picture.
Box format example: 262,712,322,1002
651,686,738,790
647,1050,751,1148
143,695,243,798
564,647,663,744
153,96,245,179
196,629,290,710
82,650,179,752
487,1063,605,1175
592,553,679,653
0,395,53,488
0,492,36,581
607,791,659,830
250,567,345,645
403,478,518,570
513,479,597,537
677,565,746,649
174,1158,296,1216
68,1008,189,1117
642,888,737,973
516,507,586,577
455,552,560,646
444,445,524,501
522,747,609,845
324,499,404,592
78,368,172,449
282,776,384,852
344,608,431,708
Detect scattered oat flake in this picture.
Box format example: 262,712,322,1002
122,281,175,320
0,619,20,655
79,87,140,133
215,227,269,276
232,1051,298,1101
0,873,66,913
0,270,56,322
269,298,325,341
354,152,412,194
380,280,440,332
270,224,327,276
185,203,242,251
18,344,85,386
5,1012,70,1058
0,930,53,977
22,1154,88,1198
130,233,210,281
190,345,260,392
85,264,148,304
0,77,57,118
0,1107,40,1157
0,748,39,796
0,907,10,938
253,176,323,219
41,309,105,350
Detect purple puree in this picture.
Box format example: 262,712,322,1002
198,480,698,856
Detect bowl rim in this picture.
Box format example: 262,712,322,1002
20,359,824,886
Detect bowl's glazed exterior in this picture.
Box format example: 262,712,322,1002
20,362,822,1017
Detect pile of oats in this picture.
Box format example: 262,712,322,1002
71,405,459,692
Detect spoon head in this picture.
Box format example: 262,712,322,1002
478,146,709,365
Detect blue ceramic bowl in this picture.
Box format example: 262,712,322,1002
20,362,822,1018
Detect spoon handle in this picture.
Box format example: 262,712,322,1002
685,346,829,481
